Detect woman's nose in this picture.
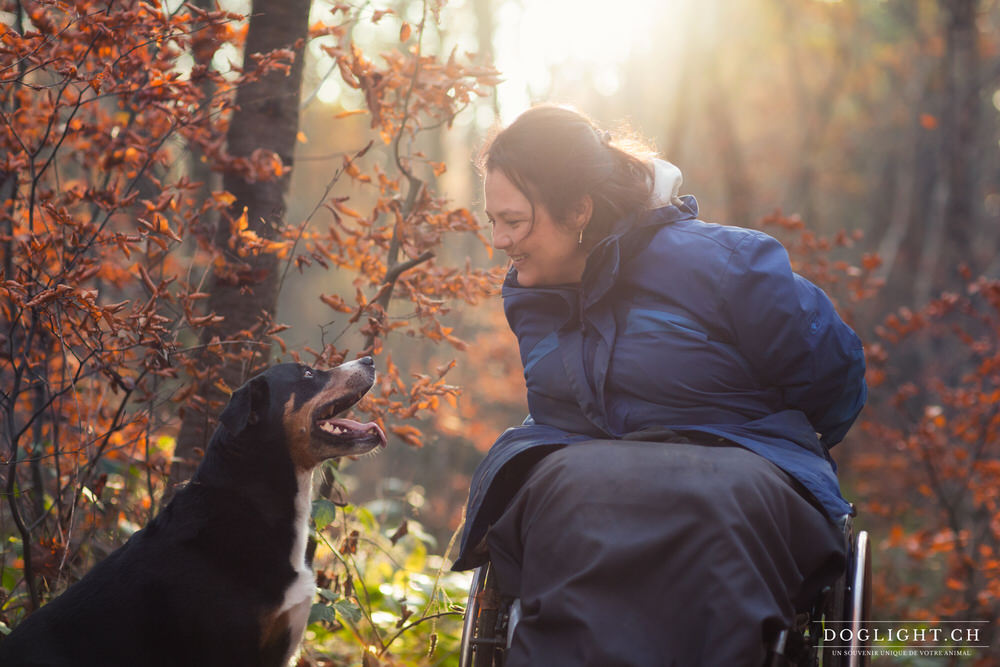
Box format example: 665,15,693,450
492,227,511,250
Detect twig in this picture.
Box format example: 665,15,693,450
4,422,39,611
69,367,149,517
361,0,433,355
2,310,41,610
274,140,374,299
379,514,465,656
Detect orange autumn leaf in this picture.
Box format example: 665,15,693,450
333,109,367,119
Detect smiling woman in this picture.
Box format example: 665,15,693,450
478,105,658,285
485,170,590,286
454,104,867,665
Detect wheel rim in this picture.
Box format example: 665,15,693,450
460,567,486,667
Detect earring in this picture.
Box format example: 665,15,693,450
578,228,584,245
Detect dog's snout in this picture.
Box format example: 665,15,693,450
326,356,376,393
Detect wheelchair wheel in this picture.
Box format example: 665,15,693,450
459,567,485,667
845,530,871,667
820,522,872,667
460,564,510,667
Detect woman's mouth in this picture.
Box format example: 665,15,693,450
509,253,527,263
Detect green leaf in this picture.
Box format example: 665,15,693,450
334,599,363,624
308,602,338,625
321,459,345,486
317,588,339,603
2,567,17,592
312,499,338,532
0,622,10,636
309,597,363,626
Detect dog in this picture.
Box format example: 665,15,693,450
0,357,386,667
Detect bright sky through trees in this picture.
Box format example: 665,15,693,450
304,0,678,124
492,0,672,121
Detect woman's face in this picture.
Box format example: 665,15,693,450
485,170,589,287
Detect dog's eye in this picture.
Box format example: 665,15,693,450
303,368,314,379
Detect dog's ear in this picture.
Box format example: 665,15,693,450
219,376,269,435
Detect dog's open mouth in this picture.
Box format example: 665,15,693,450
313,404,386,453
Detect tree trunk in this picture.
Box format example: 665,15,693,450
473,0,500,117
778,1,855,230
916,0,980,303
170,0,310,488
875,55,934,290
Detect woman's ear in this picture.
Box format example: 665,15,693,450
572,195,594,233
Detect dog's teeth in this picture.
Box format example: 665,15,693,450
333,427,342,434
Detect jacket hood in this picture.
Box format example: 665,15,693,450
501,157,696,295
649,158,684,208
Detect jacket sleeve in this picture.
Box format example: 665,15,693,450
720,232,867,448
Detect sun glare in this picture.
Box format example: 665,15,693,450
300,0,685,133
493,0,678,121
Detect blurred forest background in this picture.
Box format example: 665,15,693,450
2,0,1000,665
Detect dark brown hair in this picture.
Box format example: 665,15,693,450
477,105,656,247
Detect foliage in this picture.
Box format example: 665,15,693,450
302,464,471,666
0,0,496,663
858,274,1000,651
1,0,272,616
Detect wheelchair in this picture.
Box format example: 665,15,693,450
459,512,871,667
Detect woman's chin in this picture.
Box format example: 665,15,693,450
515,270,538,287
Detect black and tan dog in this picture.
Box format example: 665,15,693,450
0,358,386,667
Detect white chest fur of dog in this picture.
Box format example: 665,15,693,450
275,470,318,665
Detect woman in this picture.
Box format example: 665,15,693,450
453,105,866,666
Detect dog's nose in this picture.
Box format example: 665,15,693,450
358,356,374,366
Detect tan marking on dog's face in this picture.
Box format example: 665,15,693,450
282,372,368,471
283,393,317,470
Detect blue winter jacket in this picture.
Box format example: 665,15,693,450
453,196,867,570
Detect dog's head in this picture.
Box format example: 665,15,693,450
218,357,386,470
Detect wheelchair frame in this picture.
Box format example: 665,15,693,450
459,515,871,667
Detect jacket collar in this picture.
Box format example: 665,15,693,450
501,196,700,307
582,196,699,306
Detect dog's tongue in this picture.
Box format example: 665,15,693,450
327,418,387,447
